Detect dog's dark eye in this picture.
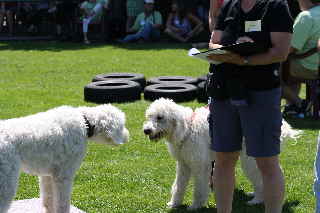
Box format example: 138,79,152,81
157,115,164,120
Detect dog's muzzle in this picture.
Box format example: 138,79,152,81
143,128,164,141
144,128,152,135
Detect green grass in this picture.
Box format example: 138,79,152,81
0,41,318,213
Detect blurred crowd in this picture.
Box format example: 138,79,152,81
0,0,212,43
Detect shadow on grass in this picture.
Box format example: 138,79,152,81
285,116,320,130
167,189,299,213
0,40,190,52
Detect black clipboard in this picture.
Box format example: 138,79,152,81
220,42,268,56
194,42,268,57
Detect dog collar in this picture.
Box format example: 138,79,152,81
83,115,95,138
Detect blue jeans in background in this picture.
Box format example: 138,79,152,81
122,23,160,43
314,133,320,213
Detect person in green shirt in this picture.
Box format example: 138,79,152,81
282,0,320,117
126,0,144,32
80,0,109,44
119,0,163,43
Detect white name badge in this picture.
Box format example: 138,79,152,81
245,20,261,32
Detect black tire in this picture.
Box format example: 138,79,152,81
84,80,141,103
197,81,209,103
92,73,146,88
147,76,199,86
144,84,198,102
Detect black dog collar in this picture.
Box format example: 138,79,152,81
83,115,95,138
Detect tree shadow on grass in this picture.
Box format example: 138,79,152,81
0,40,190,52
285,116,320,130
167,189,299,213
0,41,104,52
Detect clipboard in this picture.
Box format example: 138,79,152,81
192,42,268,57
188,42,268,64
218,42,268,56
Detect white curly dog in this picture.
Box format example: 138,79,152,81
0,104,129,213
143,98,300,210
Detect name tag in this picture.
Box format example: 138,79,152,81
245,20,261,32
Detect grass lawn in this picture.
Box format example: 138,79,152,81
0,41,319,213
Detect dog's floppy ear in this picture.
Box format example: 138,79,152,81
109,128,129,145
170,113,189,142
102,120,129,145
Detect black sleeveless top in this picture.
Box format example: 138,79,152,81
214,0,293,90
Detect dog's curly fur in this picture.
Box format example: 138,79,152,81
143,98,300,210
0,104,129,213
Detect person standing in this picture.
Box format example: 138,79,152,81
206,0,293,212
314,40,320,212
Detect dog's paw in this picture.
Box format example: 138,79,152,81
167,201,180,209
247,197,264,205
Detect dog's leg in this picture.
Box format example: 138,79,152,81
40,176,55,213
239,151,264,205
0,157,20,213
188,163,210,210
52,174,74,213
167,162,191,208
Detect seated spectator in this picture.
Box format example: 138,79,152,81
196,0,210,29
118,0,162,43
55,0,78,40
282,0,320,117
22,0,56,34
16,2,37,32
80,0,109,44
192,0,224,49
164,0,203,43
126,0,144,32
0,2,18,35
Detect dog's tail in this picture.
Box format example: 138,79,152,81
281,120,302,142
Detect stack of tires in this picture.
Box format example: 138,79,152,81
84,73,209,103
144,76,199,102
84,73,146,103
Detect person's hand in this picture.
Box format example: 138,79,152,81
207,52,245,65
236,36,254,44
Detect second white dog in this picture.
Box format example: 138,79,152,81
143,98,299,210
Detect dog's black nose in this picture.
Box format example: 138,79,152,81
144,129,151,135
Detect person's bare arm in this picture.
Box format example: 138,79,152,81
209,0,220,32
244,32,292,65
208,31,292,65
209,29,223,49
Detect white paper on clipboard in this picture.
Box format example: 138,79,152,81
188,48,226,64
